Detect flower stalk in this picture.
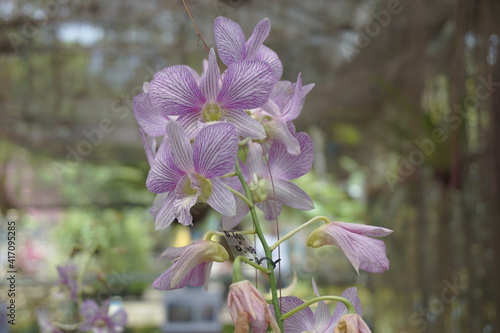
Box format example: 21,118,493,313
235,158,285,333
269,215,331,251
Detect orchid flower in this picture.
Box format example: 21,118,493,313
279,281,363,333
146,120,238,228
152,240,229,290
223,133,314,229
307,222,393,273
214,16,283,79
228,280,281,333
79,300,127,333
256,73,315,155
149,48,275,140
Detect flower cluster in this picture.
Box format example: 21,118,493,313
134,16,393,333
37,263,127,333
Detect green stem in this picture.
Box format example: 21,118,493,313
234,255,272,275
232,258,244,283
281,296,356,320
223,183,253,208
235,159,285,333
269,216,331,251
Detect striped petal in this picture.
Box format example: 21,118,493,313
166,120,195,173
133,92,167,137
149,65,205,117
146,140,185,194
272,179,314,211
246,18,271,60
278,296,314,333
193,123,238,178
256,45,283,80
207,178,236,216
217,61,275,110
307,222,391,274
214,16,246,66
200,49,221,101
268,132,314,179
224,109,266,139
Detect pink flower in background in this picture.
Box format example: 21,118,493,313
307,222,393,273
79,300,127,333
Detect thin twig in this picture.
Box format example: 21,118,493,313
181,0,210,52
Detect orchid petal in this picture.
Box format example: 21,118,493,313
333,221,394,237
246,18,271,60
222,191,250,230
193,123,238,178
224,109,266,139
279,296,314,333
149,65,205,116
273,179,314,210
256,200,282,221
110,309,128,328
200,49,221,101
256,45,283,79
166,120,195,173
281,73,303,121
139,129,157,167
207,178,236,216
269,132,314,179
313,223,391,273
218,61,274,110
245,142,268,178
177,108,202,140
146,141,185,194
331,287,363,327
214,17,246,66
150,193,177,230
133,92,167,137
264,119,301,155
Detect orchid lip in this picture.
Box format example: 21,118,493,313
202,102,223,122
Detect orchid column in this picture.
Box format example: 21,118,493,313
134,16,393,333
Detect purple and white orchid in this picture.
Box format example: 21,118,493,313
147,120,238,228
223,133,314,229
256,73,315,155
149,48,275,140
153,240,229,291
307,222,393,273
131,15,394,333
79,300,127,333
278,281,364,333
214,17,283,79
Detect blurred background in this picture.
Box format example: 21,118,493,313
0,0,499,332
